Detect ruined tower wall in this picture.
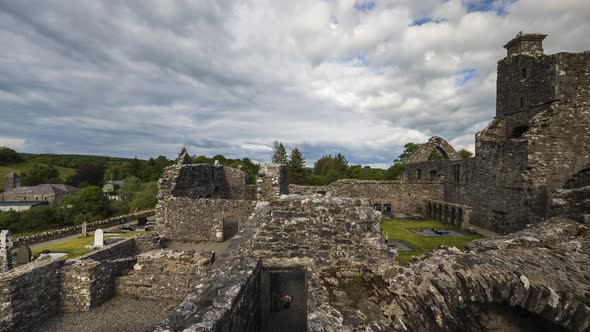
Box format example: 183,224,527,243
406,37,590,234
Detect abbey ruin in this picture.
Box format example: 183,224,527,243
0,33,588,332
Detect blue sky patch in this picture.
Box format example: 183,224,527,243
354,0,376,13
456,68,477,87
410,17,447,26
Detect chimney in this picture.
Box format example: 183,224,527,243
503,32,547,57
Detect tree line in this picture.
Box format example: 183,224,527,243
271,141,473,186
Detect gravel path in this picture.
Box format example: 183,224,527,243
35,296,178,332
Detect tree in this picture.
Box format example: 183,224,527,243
129,182,158,211
68,164,105,188
0,147,23,165
394,143,420,164
387,143,420,180
458,149,473,159
428,149,444,160
60,186,110,223
271,141,288,164
21,164,61,186
120,176,143,200
288,148,306,184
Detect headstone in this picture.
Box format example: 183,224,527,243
137,217,148,227
0,230,14,272
15,245,32,265
94,229,104,247
81,222,88,237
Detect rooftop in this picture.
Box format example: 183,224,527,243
2,184,79,196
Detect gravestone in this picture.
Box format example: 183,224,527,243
94,229,104,247
0,230,14,272
81,222,88,237
137,217,148,227
15,245,32,265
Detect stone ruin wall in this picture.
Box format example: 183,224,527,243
154,256,261,332
256,164,288,201
116,250,213,301
290,179,443,214
244,195,394,268
157,198,255,243
156,149,256,243
404,42,590,234
0,258,64,332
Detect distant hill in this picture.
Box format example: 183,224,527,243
0,151,141,192
0,162,76,191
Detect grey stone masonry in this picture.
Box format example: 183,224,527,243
256,164,288,201
0,258,64,332
290,179,443,214
154,256,261,332
245,195,395,268
61,257,136,312
404,32,590,234
116,250,213,301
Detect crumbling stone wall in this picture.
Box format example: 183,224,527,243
134,232,162,253
244,196,394,267
156,148,255,243
61,257,136,312
78,237,136,262
157,198,255,243
256,164,288,201
290,179,443,214
116,250,213,301
154,257,261,332
0,258,64,332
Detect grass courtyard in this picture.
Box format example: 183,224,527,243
32,231,147,259
380,219,482,265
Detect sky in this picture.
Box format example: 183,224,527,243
0,0,589,168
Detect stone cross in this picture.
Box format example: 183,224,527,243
94,229,104,247
81,222,88,237
0,230,14,272
15,245,32,265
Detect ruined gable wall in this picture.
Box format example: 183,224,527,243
290,179,443,214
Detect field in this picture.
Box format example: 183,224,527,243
32,231,147,259
0,162,76,191
380,219,482,265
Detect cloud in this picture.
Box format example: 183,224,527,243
0,0,589,167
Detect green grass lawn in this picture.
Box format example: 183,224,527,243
0,162,76,191
32,231,147,259
381,219,482,265
13,229,63,237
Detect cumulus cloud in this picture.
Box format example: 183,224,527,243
0,0,588,165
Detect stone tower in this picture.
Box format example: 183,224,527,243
3,172,20,192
